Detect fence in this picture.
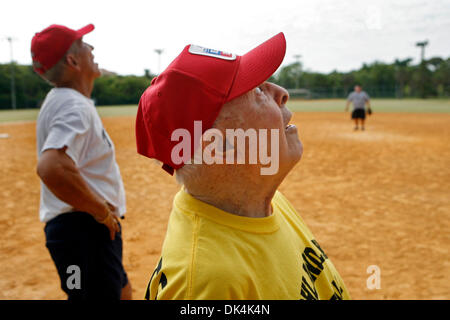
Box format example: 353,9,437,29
287,85,450,100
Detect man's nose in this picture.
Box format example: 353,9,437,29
266,82,289,107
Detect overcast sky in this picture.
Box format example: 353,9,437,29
1,0,449,76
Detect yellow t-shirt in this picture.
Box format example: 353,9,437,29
145,189,350,300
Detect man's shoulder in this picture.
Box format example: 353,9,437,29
273,190,310,230
273,190,295,212
40,88,93,121
43,88,91,109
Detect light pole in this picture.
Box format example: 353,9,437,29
2,36,17,109
416,40,429,98
293,54,302,89
154,49,164,75
415,40,428,64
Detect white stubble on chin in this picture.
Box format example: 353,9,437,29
260,129,279,176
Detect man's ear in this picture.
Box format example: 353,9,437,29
65,53,81,71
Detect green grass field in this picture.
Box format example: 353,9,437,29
1,99,449,123
287,99,450,113
0,105,137,123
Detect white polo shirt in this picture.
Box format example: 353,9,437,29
347,91,370,110
36,88,126,223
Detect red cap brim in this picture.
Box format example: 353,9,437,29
227,32,286,101
76,24,95,37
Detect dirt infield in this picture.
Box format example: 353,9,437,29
0,112,449,300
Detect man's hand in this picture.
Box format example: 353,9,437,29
94,202,120,240
345,101,350,112
366,101,372,115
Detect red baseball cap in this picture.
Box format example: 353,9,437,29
31,24,94,74
136,32,286,175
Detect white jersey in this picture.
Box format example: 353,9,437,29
347,91,370,110
36,88,126,223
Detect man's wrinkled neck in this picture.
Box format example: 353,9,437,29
184,170,282,218
56,77,94,99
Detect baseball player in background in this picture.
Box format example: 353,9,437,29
345,84,372,130
31,24,131,300
136,33,351,300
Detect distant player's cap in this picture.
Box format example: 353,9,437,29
31,24,94,74
136,32,286,175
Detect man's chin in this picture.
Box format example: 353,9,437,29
288,151,302,168
93,69,102,78
288,138,303,161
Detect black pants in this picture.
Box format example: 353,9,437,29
351,109,366,120
44,211,128,300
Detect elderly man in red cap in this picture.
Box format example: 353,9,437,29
136,33,350,300
32,24,131,300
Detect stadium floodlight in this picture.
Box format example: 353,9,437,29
2,36,17,109
293,54,302,89
154,49,164,75
415,40,429,64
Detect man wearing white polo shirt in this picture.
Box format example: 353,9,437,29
345,84,372,131
31,23,131,300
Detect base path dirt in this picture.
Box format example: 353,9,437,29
0,112,449,299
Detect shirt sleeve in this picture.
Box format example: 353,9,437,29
147,256,188,300
152,268,245,300
347,92,354,101
40,103,91,166
149,253,246,300
364,92,370,100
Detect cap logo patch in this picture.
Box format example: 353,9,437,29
188,45,236,60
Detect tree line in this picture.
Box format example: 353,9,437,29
0,56,449,109
270,57,450,99
0,65,155,110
